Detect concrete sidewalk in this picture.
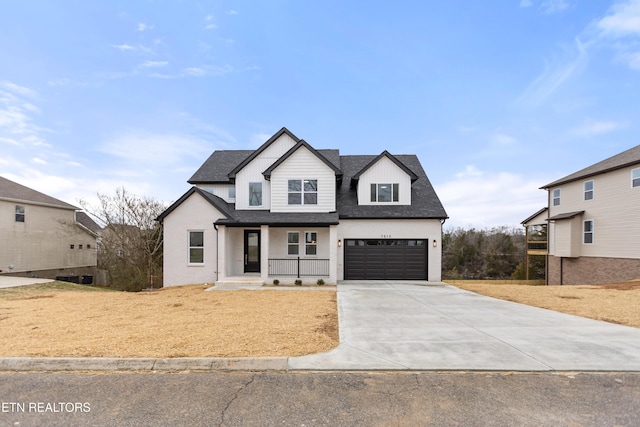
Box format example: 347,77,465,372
289,281,640,371
0,276,53,289
2,281,640,372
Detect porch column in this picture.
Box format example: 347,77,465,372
260,224,269,282
329,224,338,284
217,225,227,282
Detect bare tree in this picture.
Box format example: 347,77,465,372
80,187,166,291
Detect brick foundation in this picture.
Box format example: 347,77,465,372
547,256,640,285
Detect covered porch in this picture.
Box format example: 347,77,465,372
215,223,338,285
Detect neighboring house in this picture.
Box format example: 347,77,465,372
158,127,448,286
0,176,100,278
527,144,640,285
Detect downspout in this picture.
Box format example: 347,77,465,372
546,189,550,286
213,223,219,282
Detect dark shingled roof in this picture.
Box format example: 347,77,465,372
0,176,77,210
338,155,448,219
548,211,584,221
188,150,253,184
542,144,640,189
76,212,102,234
164,128,448,224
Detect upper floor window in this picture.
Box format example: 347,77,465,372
15,205,24,222
305,232,317,255
552,189,560,206
288,179,318,205
584,180,594,200
633,168,640,188
371,183,399,203
189,231,204,264
228,187,236,200
249,182,262,207
287,232,299,255
583,220,594,244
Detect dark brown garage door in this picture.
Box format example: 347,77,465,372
344,239,428,280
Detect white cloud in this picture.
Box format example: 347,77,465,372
516,37,588,107
597,0,640,37
491,133,518,145
570,120,625,137
250,133,272,148
0,82,51,148
520,0,533,8
137,23,154,32
32,157,47,165
540,0,570,14
0,81,37,98
138,60,169,68
437,167,550,228
99,131,214,169
111,44,135,51
205,23,218,30
150,65,234,79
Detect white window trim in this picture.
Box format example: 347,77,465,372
304,231,318,256
188,230,205,265
584,180,594,201
632,168,640,188
287,231,300,256
583,220,594,245
552,188,561,206
287,179,318,205
248,182,263,207
370,183,399,203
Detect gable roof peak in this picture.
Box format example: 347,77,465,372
227,127,301,179
262,139,343,180
350,150,419,187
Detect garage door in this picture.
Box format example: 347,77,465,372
344,239,427,280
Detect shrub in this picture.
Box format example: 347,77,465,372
316,279,325,286
295,279,302,286
273,279,280,285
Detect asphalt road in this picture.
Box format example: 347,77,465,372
1,371,639,426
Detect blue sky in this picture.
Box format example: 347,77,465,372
1,0,640,228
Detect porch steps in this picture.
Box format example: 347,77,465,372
214,277,265,287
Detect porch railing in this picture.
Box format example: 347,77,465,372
268,258,330,277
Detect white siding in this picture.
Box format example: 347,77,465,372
197,184,235,203
548,166,640,259
357,156,412,205
235,133,297,210
337,219,442,281
162,193,225,286
270,147,336,213
0,201,97,274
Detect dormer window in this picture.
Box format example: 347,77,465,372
288,179,318,205
371,183,399,203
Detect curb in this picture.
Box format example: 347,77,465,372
0,357,289,372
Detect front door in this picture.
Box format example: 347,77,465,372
244,230,260,273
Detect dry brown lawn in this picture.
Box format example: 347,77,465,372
0,282,338,358
451,280,640,328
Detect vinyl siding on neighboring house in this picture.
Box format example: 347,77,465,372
0,201,96,273
269,146,336,213
549,166,640,259
356,156,412,205
234,133,297,210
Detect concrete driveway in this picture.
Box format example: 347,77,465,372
0,276,53,289
290,281,640,371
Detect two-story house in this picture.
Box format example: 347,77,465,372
0,176,100,279
158,127,448,286
530,144,640,285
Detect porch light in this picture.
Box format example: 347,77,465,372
432,240,437,247
338,239,342,247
